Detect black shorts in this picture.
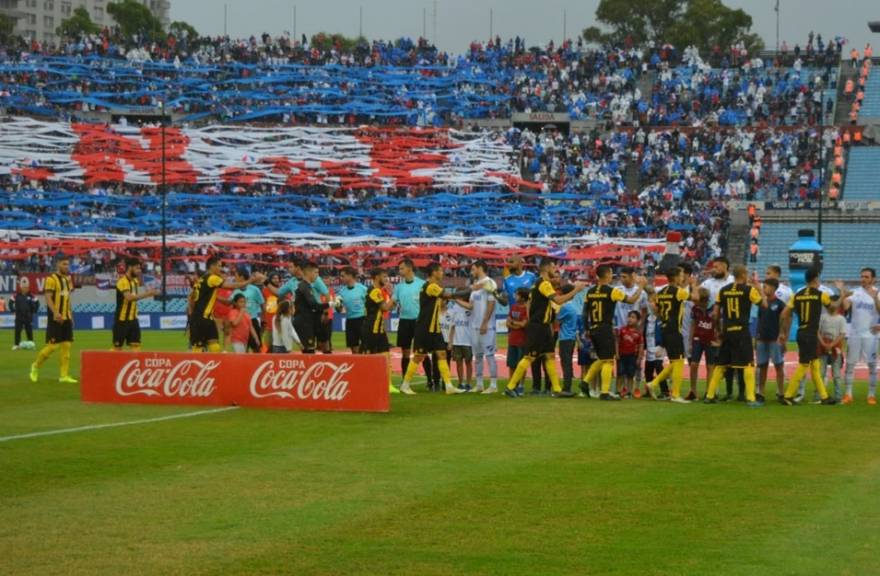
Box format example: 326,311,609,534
590,324,616,360
294,317,317,351
46,319,73,343
715,330,754,367
361,331,390,354
190,316,219,348
617,354,638,378
525,323,555,357
346,317,365,348
397,318,417,349
413,330,446,355
113,319,141,347
796,330,819,364
315,312,332,343
662,329,685,360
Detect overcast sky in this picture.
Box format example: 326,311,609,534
170,0,878,54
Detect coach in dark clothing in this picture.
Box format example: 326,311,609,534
9,279,39,349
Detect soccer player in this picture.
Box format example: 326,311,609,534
838,268,880,404
756,277,787,403
646,266,698,403
704,266,765,407
581,264,646,401
338,266,368,354
232,266,265,353
701,257,737,399
688,288,717,401
188,256,264,353
29,255,77,383
779,267,837,405
399,263,463,396
392,258,434,390
113,257,159,351
361,268,395,392
504,259,586,398
293,262,328,354
457,261,498,393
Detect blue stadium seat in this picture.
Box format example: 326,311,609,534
861,72,880,118
842,148,880,201
753,222,880,280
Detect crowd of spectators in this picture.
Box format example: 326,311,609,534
0,30,848,126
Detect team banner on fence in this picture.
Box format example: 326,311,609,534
80,351,391,413
0,117,522,189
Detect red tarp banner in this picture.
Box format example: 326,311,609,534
80,351,391,413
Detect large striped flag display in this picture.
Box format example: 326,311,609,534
0,117,526,189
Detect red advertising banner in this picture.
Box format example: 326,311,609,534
80,352,390,413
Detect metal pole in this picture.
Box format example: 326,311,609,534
489,8,493,41
161,109,167,312
224,4,228,37
422,7,426,39
432,0,437,46
564,9,568,44
359,5,363,38
293,5,297,41
775,0,780,52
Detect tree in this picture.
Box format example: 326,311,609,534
583,0,684,46
581,0,764,53
57,7,102,39
169,21,198,42
310,32,368,53
668,0,765,54
107,0,164,42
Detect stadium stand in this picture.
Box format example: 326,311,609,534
860,68,880,118
842,147,880,201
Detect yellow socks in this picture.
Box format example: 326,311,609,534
437,358,453,387
785,364,808,398
600,361,614,394
402,356,420,384
810,359,829,400
207,342,222,353
35,343,58,368
543,357,560,393
706,365,726,399
506,357,533,390
59,342,72,379
743,366,757,402
583,360,602,387
670,360,685,398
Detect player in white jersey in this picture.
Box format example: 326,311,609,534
700,257,736,397
838,268,880,404
457,261,499,394
765,265,794,305
614,266,649,392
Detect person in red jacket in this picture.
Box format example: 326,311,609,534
617,311,644,398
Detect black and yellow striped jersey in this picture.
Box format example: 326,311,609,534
115,275,140,322
416,282,444,334
718,283,763,333
584,284,626,329
366,287,386,335
44,273,73,321
788,286,831,333
192,273,224,320
655,285,690,332
529,280,557,326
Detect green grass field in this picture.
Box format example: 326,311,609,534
2,330,880,576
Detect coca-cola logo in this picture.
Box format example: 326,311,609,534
249,359,352,402
115,357,219,398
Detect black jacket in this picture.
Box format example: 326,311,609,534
9,292,39,322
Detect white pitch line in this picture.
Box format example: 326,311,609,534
0,406,239,443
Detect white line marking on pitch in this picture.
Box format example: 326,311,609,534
0,406,239,443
